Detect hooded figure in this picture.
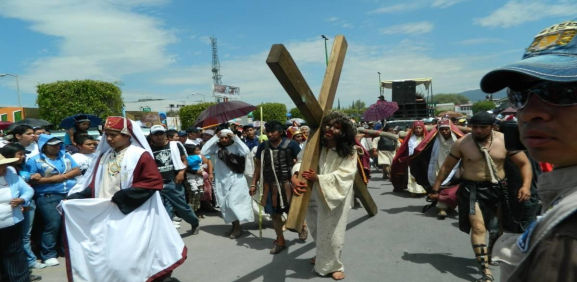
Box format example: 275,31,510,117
390,121,428,193
64,117,187,282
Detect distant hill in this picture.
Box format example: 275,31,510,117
460,88,507,103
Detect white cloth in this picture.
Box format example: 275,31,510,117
201,134,254,224
168,141,186,171
63,118,186,282
25,142,39,159
427,133,458,187
407,135,426,194
0,179,14,229
62,193,185,282
71,153,95,182
292,148,357,276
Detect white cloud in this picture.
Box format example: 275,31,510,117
380,21,434,35
456,38,506,45
198,36,212,45
431,0,467,8
153,37,498,108
475,0,577,28
367,3,424,14
342,23,354,29
326,17,339,22
0,0,176,93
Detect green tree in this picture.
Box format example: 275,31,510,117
257,103,287,123
472,100,496,114
289,108,304,119
36,80,123,127
353,100,366,110
431,93,470,105
179,102,217,129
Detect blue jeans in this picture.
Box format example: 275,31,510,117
21,200,37,267
160,181,199,227
35,194,65,261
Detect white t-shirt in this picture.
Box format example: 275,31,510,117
72,153,96,181
25,143,39,159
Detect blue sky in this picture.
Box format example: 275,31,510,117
0,0,575,110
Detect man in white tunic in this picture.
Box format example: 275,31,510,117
201,129,254,239
371,124,399,179
291,111,358,280
65,117,187,282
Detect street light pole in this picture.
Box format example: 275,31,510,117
0,74,21,107
190,92,206,102
377,72,382,98
321,35,329,67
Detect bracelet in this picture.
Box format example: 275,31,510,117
430,190,439,194
250,184,256,187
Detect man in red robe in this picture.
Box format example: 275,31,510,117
391,121,428,193
409,119,465,218
65,117,187,282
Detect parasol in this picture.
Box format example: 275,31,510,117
194,101,257,128
60,114,102,129
362,100,399,121
0,121,13,130
7,118,52,132
437,111,464,119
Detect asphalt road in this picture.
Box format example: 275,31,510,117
34,168,500,282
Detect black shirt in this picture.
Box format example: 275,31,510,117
151,143,186,181
255,138,301,160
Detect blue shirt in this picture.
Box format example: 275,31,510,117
243,137,259,151
26,154,78,196
2,167,34,227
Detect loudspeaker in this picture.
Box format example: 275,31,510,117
392,81,404,103
403,80,417,103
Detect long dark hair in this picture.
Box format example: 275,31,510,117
10,125,33,142
321,111,357,158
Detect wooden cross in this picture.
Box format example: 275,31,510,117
266,35,378,233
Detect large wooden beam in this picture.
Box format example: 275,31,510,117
284,36,349,232
353,173,378,216
266,45,323,128
318,35,348,113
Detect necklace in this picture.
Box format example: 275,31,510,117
478,131,494,152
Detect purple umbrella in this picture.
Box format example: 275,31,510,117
362,100,399,121
194,101,257,128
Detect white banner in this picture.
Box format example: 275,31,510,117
213,84,240,99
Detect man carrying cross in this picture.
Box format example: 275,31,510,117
291,111,358,280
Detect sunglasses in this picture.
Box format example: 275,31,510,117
507,81,577,109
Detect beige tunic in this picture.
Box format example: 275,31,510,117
98,148,127,199
293,148,357,276
371,137,399,165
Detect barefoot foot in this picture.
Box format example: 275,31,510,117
331,271,345,280
309,257,316,265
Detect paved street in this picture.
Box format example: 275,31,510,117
34,168,500,282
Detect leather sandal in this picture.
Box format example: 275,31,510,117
270,240,287,254
473,244,494,282
299,225,308,241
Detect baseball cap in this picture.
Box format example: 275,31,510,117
481,18,577,93
150,125,166,134
185,127,200,133
177,130,187,137
46,138,63,146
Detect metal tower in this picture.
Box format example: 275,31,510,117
211,37,222,85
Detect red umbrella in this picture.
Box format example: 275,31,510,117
0,121,12,130
362,100,399,121
194,101,257,128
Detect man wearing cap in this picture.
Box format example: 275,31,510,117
471,18,577,282
242,124,259,151
64,117,187,282
409,119,465,219
202,128,253,238
149,125,199,233
251,121,304,254
430,112,532,282
26,135,81,267
185,127,202,146
371,124,399,179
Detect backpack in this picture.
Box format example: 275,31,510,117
377,136,397,151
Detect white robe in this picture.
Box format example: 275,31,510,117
292,148,357,276
407,135,426,194
201,135,254,224
62,145,186,282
